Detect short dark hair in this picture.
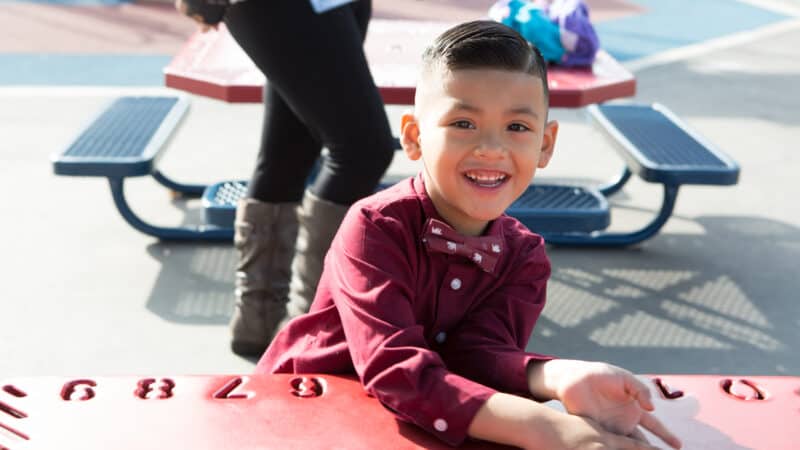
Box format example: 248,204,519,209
421,20,549,105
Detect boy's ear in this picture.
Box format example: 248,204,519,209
537,119,559,168
400,112,422,161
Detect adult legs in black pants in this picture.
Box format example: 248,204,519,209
224,0,395,355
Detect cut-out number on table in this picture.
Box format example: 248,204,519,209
720,379,768,401
652,377,684,399
61,379,96,401
135,378,176,400
213,376,254,400
0,384,30,444
290,376,325,398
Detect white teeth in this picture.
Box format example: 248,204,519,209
465,172,507,183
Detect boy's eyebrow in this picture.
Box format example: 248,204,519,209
509,106,540,119
450,101,540,119
450,101,481,113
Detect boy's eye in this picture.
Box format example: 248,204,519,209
508,123,531,132
451,120,475,129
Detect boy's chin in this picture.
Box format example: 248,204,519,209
468,207,509,223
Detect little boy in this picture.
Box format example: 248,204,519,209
256,20,681,450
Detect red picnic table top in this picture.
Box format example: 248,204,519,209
1,373,797,449
164,19,635,107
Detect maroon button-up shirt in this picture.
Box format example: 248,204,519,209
256,175,552,446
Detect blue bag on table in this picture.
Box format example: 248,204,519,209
489,0,600,67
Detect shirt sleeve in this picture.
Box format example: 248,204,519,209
328,207,496,446
440,239,555,398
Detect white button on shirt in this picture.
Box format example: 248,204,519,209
435,331,447,344
434,418,448,432
450,278,462,290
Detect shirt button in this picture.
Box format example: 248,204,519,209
435,331,447,343
434,418,448,432
450,278,462,290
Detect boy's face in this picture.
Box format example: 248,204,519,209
401,66,558,236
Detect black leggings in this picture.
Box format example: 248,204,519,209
224,0,395,205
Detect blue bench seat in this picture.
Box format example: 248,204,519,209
592,103,739,186
540,103,740,246
53,97,186,178
202,180,610,235
51,96,231,241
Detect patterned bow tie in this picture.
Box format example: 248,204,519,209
422,218,503,273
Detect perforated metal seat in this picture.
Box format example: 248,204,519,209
203,180,611,234
592,104,739,186
53,97,186,177
539,103,741,246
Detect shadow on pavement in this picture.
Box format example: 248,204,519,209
145,240,236,325
539,215,799,375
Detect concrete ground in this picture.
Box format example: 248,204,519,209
0,0,798,382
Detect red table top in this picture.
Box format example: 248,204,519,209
164,20,636,108
2,373,797,449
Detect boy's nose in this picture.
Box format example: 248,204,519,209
473,137,505,158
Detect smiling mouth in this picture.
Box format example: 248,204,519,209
464,171,509,188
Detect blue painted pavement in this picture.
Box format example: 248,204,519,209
0,0,791,85
597,0,788,61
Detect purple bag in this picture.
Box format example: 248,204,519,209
546,0,599,66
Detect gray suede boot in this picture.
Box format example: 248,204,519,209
229,198,299,356
278,190,349,331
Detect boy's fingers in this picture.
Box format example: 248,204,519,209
629,427,650,444
639,411,682,449
607,432,659,450
629,377,655,411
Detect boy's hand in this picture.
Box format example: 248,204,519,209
468,392,669,450
550,412,664,450
539,359,682,449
